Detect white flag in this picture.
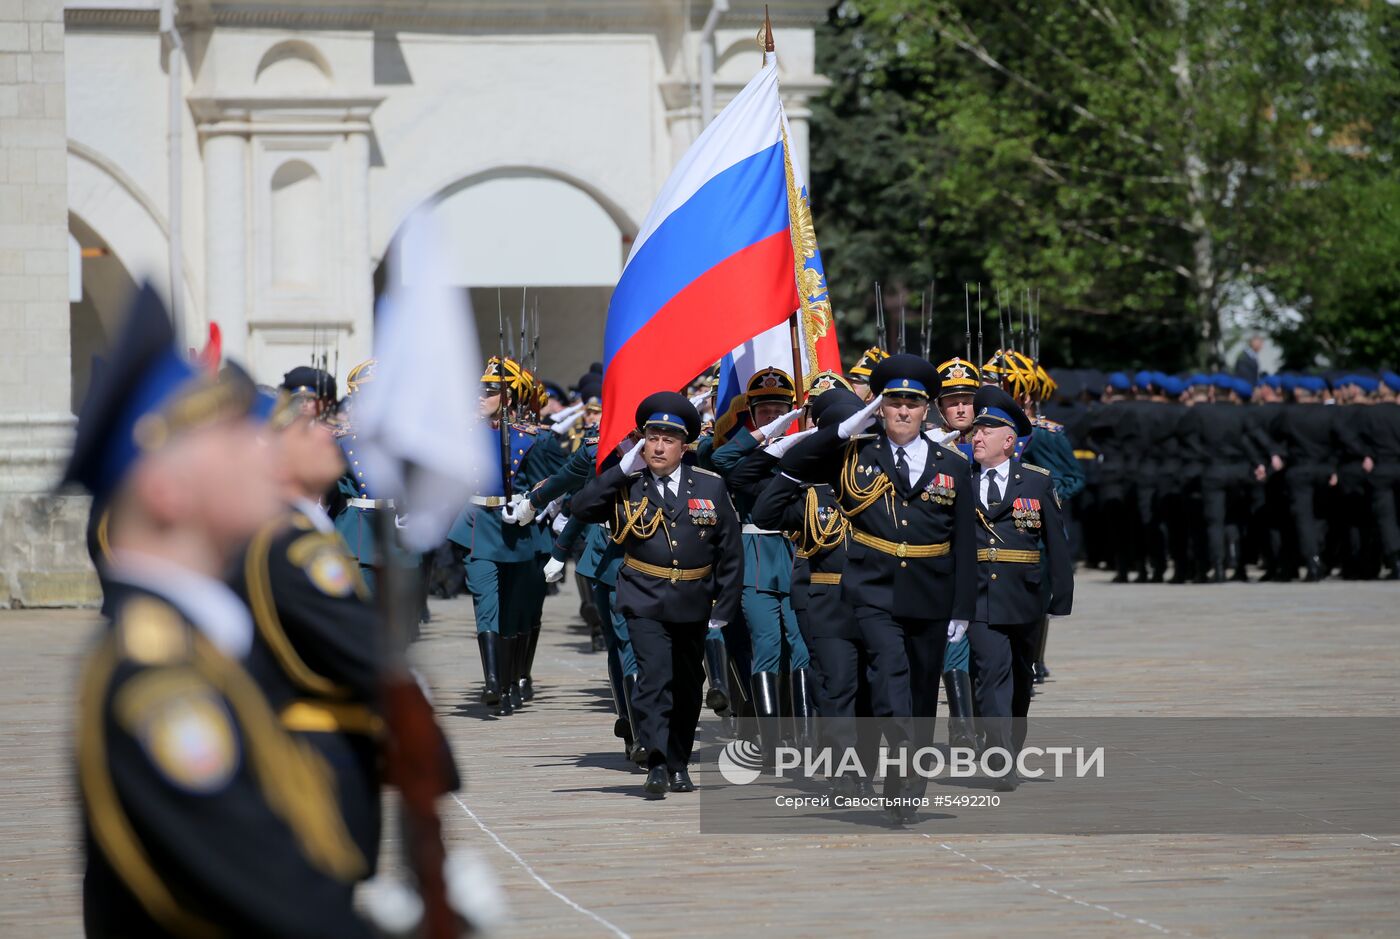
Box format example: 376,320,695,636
354,210,493,552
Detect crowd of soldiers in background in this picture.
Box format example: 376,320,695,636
1043,366,1400,584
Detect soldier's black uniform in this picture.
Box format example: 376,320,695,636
966,388,1073,781
571,393,743,795
81,583,374,939
235,503,386,871
781,356,977,815
1270,398,1339,579
1359,401,1400,577
1177,401,1272,580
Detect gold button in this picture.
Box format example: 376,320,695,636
357,472,364,478
672,540,678,547
989,536,996,544
672,561,680,567
900,561,907,568
991,573,998,581
903,500,909,507
353,460,359,466
901,519,908,527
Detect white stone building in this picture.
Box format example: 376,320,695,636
0,0,826,605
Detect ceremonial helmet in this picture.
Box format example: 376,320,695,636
805,369,853,399
848,346,889,383
1033,362,1057,401
746,367,797,408
983,349,1037,399
481,356,534,402
345,358,377,394
935,357,981,398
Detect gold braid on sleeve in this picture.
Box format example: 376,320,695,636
837,441,893,518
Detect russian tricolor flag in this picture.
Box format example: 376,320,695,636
598,57,805,462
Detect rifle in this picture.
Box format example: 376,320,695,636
976,283,984,368
963,283,972,361
874,282,887,351
497,296,513,500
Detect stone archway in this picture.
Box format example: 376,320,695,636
374,166,638,390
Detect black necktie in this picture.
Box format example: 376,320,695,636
657,474,676,511
895,447,909,486
985,469,1002,508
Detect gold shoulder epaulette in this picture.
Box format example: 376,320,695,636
510,422,538,436
116,597,191,665
1021,462,1051,476
941,444,968,461
690,466,721,479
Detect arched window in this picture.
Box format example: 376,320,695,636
254,41,332,90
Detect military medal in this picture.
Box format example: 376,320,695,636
688,498,717,526
926,473,956,505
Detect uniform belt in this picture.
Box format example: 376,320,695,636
741,524,782,536
850,529,950,558
809,571,843,585
976,548,1041,564
470,496,508,507
623,555,713,583
347,497,394,510
280,700,383,736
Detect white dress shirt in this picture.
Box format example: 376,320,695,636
293,497,335,534
979,459,1011,508
650,467,680,501
887,434,929,487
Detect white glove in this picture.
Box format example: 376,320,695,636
510,494,536,526
550,401,585,425
549,404,586,436
838,396,883,440
543,556,566,583
947,619,968,643
935,428,961,447
618,437,647,475
550,507,569,535
707,619,727,631
764,426,817,459
756,407,802,442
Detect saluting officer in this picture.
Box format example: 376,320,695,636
571,392,743,799
62,286,374,937
967,386,1074,789
780,353,977,822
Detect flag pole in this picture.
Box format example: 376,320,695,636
766,5,805,406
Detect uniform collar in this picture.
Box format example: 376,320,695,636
293,497,335,534
980,458,1011,483
107,549,253,659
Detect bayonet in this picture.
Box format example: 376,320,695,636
874,281,887,352
976,283,984,369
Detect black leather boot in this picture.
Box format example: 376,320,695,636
1384,555,1400,581
622,673,647,765
942,669,977,752
1304,557,1325,582
606,652,632,751
750,672,781,763
507,635,526,709
791,668,818,748
703,637,731,715
520,626,541,701
478,632,502,705
491,635,513,717
1034,616,1051,683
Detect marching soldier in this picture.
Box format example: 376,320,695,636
571,392,743,799
447,357,554,717
1269,375,1338,581
63,286,375,936
779,353,977,823
711,368,813,757
752,383,880,795
966,386,1074,790
933,356,980,745
1361,372,1400,579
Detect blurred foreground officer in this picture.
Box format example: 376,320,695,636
237,386,386,872
572,393,742,798
62,286,373,937
967,387,1073,790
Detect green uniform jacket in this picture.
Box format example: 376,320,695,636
711,427,795,594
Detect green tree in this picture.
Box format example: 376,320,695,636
810,0,1398,371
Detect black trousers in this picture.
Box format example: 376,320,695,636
968,620,1038,756
856,608,945,796
1286,465,1331,563
629,618,706,771
1373,469,1400,559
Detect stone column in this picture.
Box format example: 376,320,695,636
0,0,97,606
342,130,373,369
202,130,247,358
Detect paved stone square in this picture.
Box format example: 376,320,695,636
2,571,1398,937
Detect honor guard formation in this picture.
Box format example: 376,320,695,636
59,278,1400,933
